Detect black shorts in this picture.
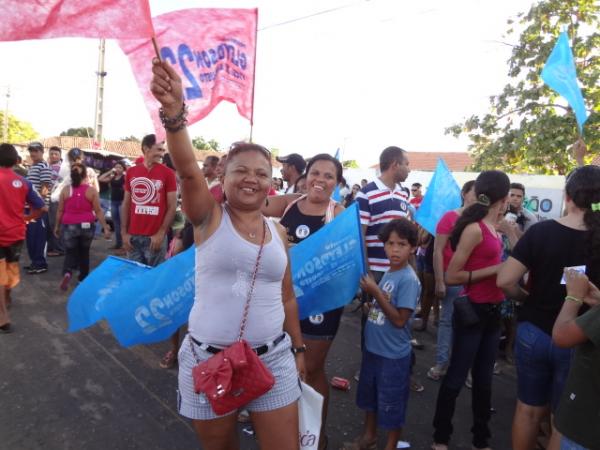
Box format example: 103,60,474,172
0,241,24,262
300,306,344,341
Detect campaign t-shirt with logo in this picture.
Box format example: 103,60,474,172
0,168,45,246
364,265,421,359
124,163,177,236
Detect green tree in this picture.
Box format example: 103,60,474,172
192,136,221,152
446,0,599,175
60,127,94,138
0,112,38,143
342,159,360,169
120,135,140,142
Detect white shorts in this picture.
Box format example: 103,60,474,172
177,333,301,420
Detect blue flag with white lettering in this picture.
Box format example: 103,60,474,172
67,256,150,332
541,32,589,132
415,159,461,236
67,248,195,347
67,205,367,346
290,202,367,319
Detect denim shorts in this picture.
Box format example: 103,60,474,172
561,435,589,450
300,306,344,341
177,333,301,420
515,321,573,410
356,350,410,430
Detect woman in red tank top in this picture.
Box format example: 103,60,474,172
55,163,110,291
431,170,510,450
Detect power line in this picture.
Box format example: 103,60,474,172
258,1,365,31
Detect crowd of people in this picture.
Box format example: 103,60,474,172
0,58,597,450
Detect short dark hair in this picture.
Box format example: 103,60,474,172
379,146,406,172
49,146,62,155
0,143,18,168
226,141,272,168
305,153,343,183
377,217,418,247
411,182,422,188
204,155,219,167
141,134,157,152
510,182,525,194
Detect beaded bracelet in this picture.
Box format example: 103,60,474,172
159,102,188,132
565,295,583,304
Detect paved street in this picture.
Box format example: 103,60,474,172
0,239,516,449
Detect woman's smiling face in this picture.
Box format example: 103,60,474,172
306,159,338,202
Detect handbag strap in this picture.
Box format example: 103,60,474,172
237,216,267,341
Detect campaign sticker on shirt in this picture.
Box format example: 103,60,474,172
135,205,159,216
308,314,324,325
12,179,23,188
560,265,586,284
295,225,311,239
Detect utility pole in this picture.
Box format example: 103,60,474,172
93,39,106,148
2,86,9,142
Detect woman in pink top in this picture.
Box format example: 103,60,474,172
428,180,476,381
55,163,110,291
431,170,509,450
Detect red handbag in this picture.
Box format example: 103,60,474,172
189,219,275,415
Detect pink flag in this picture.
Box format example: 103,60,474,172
0,0,154,41
119,8,258,140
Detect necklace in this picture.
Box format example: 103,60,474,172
225,204,263,239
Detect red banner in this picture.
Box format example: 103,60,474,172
0,0,154,40
120,8,258,140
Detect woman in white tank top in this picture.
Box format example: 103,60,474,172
150,60,306,450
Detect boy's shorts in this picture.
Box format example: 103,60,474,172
356,350,411,430
0,241,24,288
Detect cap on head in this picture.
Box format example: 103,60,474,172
67,147,83,161
27,141,44,152
276,153,306,174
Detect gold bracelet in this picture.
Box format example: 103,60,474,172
565,295,583,304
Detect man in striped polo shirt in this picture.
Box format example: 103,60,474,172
357,146,411,276
25,142,53,274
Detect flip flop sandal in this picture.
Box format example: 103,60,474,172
0,323,13,334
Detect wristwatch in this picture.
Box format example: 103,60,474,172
291,344,307,355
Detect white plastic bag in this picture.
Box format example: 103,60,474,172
298,382,323,450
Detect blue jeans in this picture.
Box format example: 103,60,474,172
433,303,501,448
26,212,48,269
128,235,167,267
515,321,572,410
435,285,461,367
95,197,110,235
561,435,589,450
110,200,122,248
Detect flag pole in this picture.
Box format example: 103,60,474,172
151,37,162,61
249,9,259,143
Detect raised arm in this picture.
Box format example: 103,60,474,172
149,59,219,227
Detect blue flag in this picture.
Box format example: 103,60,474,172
67,205,367,345
541,32,589,132
415,159,462,236
290,202,367,319
67,256,150,332
332,148,342,202
67,247,195,347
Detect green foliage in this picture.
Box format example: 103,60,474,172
269,147,280,157
192,136,221,152
0,112,38,143
342,159,360,169
60,127,94,138
120,135,140,142
446,0,599,174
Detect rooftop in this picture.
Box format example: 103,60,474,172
370,151,474,172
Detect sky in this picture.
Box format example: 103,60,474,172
0,0,537,167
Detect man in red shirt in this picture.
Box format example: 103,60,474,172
409,182,424,209
0,143,46,333
121,134,177,267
